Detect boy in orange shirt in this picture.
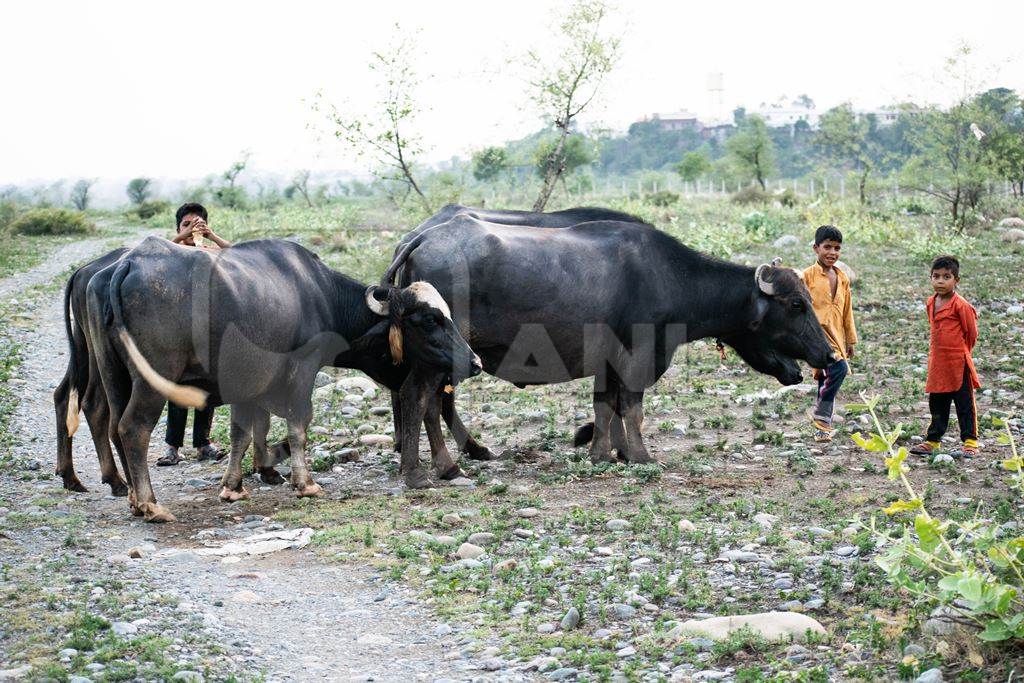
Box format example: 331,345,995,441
802,225,857,442
910,255,980,458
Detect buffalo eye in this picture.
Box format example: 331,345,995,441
790,300,805,313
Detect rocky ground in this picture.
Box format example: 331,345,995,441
1,214,1023,682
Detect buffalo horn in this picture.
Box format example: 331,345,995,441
365,286,389,316
755,264,775,295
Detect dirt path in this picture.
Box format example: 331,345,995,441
0,235,491,682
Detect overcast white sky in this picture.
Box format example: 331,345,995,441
2,0,1022,186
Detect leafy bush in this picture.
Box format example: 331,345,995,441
851,394,1024,643
730,185,771,204
9,208,94,235
906,231,975,262
740,211,785,241
774,188,798,207
131,200,171,221
645,190,679,207
0,202,16,232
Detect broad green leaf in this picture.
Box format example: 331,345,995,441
1000,456,1023,470
884,448,909,480
937,574,963,593
958,576,983,604
852,432,889,452
883,499,922,515
915,514,941,553
978,620,1011,642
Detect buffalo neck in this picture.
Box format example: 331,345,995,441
325,271,383,354
665,254,759,342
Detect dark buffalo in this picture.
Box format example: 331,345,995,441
85,237,480,521
54,248,130,495
373,213,835,469
388,205,649,461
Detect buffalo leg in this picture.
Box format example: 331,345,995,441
398,369,441,489
619,389,657,464
252,409,286,485
83,376,129,496
425,394,464,480
391,390,403,454
118,388,175,523
588,379,619,465
220,404,255,502
286,403,321,497
440,391,494,460
54,373,88,492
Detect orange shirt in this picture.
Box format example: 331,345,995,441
926,292,980,393
801,263,857,360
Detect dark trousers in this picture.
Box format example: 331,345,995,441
165,403,214,449
814,358,849,426
926,369,978,444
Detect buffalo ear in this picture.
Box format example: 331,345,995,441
388,324,404,365
748,297,768,331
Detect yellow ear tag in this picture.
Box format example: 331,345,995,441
443,384,454,394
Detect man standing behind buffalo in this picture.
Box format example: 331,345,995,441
156,203,230,466
802,225,857,443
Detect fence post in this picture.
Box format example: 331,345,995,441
840,177,845,198
810,178,815,195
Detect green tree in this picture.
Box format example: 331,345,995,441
724,115,775,190
471,147,508,183
815,103,879,203
525,0,620,211
287,169,315,208
674,150,711,182
126,177,153,205
70,179,95,211
315,25,431,213
534,134,593,180
214,151,250,208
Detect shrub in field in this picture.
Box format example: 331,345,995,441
906,231,975,262
0,201,17,231
645,190,679,207
130,200,171,221
851,394,1024,643
741,211,785,241
9,208,94,235
730,185,771,204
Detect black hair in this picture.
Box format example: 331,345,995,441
175,202,208,229
931,255,960,278
814,225,843,245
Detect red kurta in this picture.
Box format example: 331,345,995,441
926,292,980,393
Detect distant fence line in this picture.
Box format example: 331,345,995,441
481,175,1021,202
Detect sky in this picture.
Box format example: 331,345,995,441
2,0,1022,187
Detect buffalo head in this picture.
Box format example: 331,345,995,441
365,282,482,384
721,260,835,385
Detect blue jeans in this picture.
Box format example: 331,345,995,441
813,359,848,427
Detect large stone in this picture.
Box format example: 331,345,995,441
111,621,138,636
836,260,857,283
456,543,485,560
999,217,1024,228
916,668,943,683
773,234,799,248
468,532,497,546
1000,228,1024,242
606,519,632,532
677,611,826,643
358,434,393,447
561,607,581,631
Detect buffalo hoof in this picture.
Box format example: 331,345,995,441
296,482,323,498
258,468,286,486
626,451,659,465
128,491,144,517
589,450,618,465
404,468,431,489
106,478,129,497
219,486,250,503
465,444,495,461
437,463,465,481
61,474,89,493
140,502,176,523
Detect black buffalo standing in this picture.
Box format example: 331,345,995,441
85,237,479,521
372,213,835,473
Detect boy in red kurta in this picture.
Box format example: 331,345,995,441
910,256,981,458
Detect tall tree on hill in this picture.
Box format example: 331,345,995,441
126,177,153,205
316,25,432,214
70,179,95,211
525,0,620,211
725,115,775,190
815,103,880,204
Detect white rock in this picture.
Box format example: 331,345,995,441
677,612,826,643
677,519,696,533
358,434,393,447
754,513,779,529
456,543,485,560
468,532,497,546
606,519,632,531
